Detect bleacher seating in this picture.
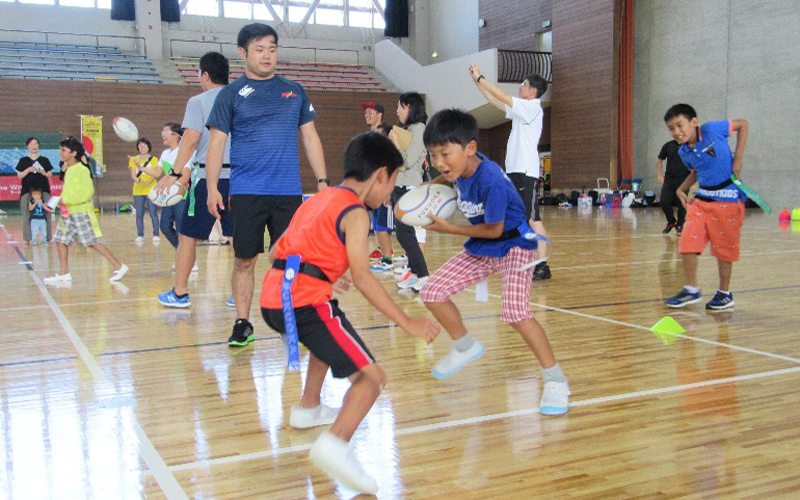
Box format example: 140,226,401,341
173,56,388,92
0,41,162,84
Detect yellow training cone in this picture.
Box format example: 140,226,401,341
650,316,686,345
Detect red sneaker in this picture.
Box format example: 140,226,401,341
368,249,382,260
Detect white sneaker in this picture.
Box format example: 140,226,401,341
431,341,486,379
539,381,571,416
290,404,338,429
394,265,410,275
411,275,428,293
309,431,378,495
134,236,143,244
191,263,199,272
44,273,72,284
152,236,160,243
109,264,129,282
397,273,418,289
394,254,407,263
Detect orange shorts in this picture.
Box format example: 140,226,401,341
679,199,744,262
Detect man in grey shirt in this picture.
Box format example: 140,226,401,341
157,52,233,309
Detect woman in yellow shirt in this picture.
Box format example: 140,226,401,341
129,138,162,243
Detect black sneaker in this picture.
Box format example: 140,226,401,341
676,225,683,236
228,319,255,347
532,262,552,281
662,222,677,234
706,290,735,310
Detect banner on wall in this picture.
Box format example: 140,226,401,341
81,115,104,167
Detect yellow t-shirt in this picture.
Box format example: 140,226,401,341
129,155,159,196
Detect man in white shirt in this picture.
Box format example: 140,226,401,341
469,64,552,280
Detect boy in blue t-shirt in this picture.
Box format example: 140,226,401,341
663,104,749,310
419,109,570,416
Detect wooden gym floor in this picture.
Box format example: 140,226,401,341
1,206,799,500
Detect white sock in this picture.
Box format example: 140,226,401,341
453,334,476,352
684,286,700,294
542,362,567,383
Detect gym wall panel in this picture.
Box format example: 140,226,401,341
478,0,553,52
0,79,399,205
550,0,619,190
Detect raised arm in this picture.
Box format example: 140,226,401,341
469,63,512,111
299,121,328,191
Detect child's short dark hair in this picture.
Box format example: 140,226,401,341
343,132,404,182
60,136,85,161
136,137,152,153
238,23,279,50
423,108,479,148
664,104,697,122
30,186,42,195
199,51,230,85
526,74,548,98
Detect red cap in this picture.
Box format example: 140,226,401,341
361,102,385,114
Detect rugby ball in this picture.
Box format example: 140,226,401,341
148,183,186,207
394,184,457,227
113,117,139,142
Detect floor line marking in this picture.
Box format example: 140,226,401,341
523,298,800,364
160,365,800,473
18,247,190,500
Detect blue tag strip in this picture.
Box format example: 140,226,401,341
281,255,302,372
516,222,553,272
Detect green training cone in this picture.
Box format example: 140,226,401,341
650,316,686,345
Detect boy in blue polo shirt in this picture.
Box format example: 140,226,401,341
419,109,570,416
663,104,749,310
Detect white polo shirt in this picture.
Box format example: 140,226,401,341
504,97,543,178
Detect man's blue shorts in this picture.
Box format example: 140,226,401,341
371,204,394,233
180,178,232,240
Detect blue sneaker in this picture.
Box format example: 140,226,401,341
665,287,702,308
226,295,235,308
706,290,734,310
369,259,393,271
158,289,191,308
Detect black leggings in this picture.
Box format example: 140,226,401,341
392,186,429,278
660,183,686,226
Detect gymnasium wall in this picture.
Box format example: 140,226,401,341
633,0,800,209
477,0,620,192
0,79,400,206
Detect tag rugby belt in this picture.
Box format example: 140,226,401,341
272,258,331,282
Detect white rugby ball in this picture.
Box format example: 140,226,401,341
113,117,139,142
394,184,457,227
148,183,186,207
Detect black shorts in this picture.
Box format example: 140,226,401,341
180,179,232,240
230,194,303,259
508,173,541,222
262,300,375,378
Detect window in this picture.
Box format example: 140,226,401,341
97,0,111,9
59,0,96,7
186,0,219,16
223,0,251,19
181,0,385,26
253,2,282,22
19,0,56,5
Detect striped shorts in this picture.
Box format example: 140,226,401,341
420,247,537,324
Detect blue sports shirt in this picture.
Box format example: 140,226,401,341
206,75,316,196
455,153,537,257
679,120,742,202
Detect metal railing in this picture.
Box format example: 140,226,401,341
498,50,552,84
168,38,362,65
0,29,147,56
